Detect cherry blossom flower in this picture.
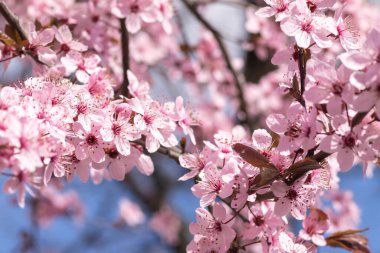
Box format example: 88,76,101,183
178,146,216,181
244,203,285,240
73,118,106,163
278,232,308,253
117,198,145,227
131,98,178,153
113,0,156,33
299,208,329,246
266,102,318,154
332,7,360,51
27,24,56,65
150,205,181,245
189,203,236,251
339,29,380,70
256,0,293,22
3,168,42,208
304,60,355,115
55,25,87,53
191,165,233,207
100,110,141,156
61,51,101,83
271,179,315,220
319,116,376,171
280,0,333,48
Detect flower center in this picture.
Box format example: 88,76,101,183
86,134,98,146
287,189,298,200
332,83,343,95
112,123,122,136
285,122,302,138
130,4,140,13
253,215,265,226
307,1,317,12
61,43,70,52
301,21,313,33
343,133,356,148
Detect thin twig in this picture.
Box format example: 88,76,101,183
297,47,307,96
133,139,182,163
118,18,130,97
181,0,254,131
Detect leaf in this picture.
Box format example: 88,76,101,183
232,143,277,170
232,143,280,189
251,167,280,189
269,131,280,149
4,25,28,49
284,158,322,183
0,32,17,48
326,229,370,253
309,207,328,221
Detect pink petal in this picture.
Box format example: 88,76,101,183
256,7,277,18
266,114,287,133
337,148,354,171
271,181,288,197
274,198,291,217
137,154,154,176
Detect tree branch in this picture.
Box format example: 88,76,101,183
0,1,28,40
133,139,182,163
180,0,254,131
0,1,47,66
118,18,130,97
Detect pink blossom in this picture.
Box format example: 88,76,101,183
256,0,293,22
55,25,88,53
271,179,315,220
191,165,233,207
150,205,181,245
299,208,329,246
113,0,156,33
178,146,216,181
27,24,56,65
189,203,236,251
117,198,145,226
3,168,41,208
339,29,380,70
73,118,106,163
100,110,141,156
319,116,376,171
61,51,101,83
280,0,333,48
266,102,318,154
278,232,308,253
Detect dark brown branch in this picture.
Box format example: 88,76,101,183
297,46,309,96
0,2,47,66
181,0,254,131
0,2,28,40
118,18,130,97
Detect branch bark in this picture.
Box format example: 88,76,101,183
118,18,130,97
0,1,28,40
0,1,47,66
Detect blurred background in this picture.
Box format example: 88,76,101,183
0,1,379,253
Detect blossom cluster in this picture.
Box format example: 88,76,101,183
0,71,195,207
0,0,378,252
